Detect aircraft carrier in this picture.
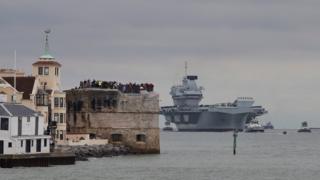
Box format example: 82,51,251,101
160,73,267,131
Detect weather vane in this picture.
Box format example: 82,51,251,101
44,28,51,55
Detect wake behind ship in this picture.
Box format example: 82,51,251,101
160,74,267,131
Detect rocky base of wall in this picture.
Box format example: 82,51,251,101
59,144,131,161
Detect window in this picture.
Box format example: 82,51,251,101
0,118,9,130
54,97,59,107
54,113,59,122
111,134,122,142
77,101,83,111
60,113,64,123
97,98,102,110
73,113,77,124
55,67,59,76
60,131,64,140
31,140,33,146
21,140,23,147
44,67,49,75
44,139,47,147
27,116,30,122
60,97,64,107
36,93,48,106
91,98,96,110
89,133,96,139
136,134,146,142
56,130,59,139
0,93,6,102
8,142,12,148
38,67,43,75
0,79,6,84
81,112,86,121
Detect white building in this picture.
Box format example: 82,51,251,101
0,30,67,145
0,103,51,155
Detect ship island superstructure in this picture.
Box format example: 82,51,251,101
161,74,267,131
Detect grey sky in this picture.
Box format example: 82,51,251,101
1,0,320,128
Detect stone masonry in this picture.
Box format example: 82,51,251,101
65,88,160,154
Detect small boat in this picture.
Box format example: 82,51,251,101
263,121,274,129
162,121,174,131
163,126,174,131
245,119,264,132
297,121,311,133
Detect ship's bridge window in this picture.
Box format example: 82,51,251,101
111,133,122,142
136,134,146,142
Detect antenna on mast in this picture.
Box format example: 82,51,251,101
184,61,188,76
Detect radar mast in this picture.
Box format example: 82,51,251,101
184,61,188,76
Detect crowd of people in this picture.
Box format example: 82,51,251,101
78,80,154,93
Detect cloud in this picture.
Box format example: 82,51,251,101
1,0,320,128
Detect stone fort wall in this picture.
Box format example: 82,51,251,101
65,88,160,153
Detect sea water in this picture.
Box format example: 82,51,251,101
1,130,320,180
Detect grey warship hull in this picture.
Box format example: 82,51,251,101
161,106,263,131
164,112,248,131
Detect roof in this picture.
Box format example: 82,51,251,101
37,89,52,95
1,103,39,116
2,76,35,99
40,54,54,59
32,60,61,67
0,105,10,116
0,69,25,76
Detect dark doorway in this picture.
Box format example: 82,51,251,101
36,139,41,152
26,140,31,153
0,141,3,154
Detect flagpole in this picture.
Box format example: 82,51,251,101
13,50,16,103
